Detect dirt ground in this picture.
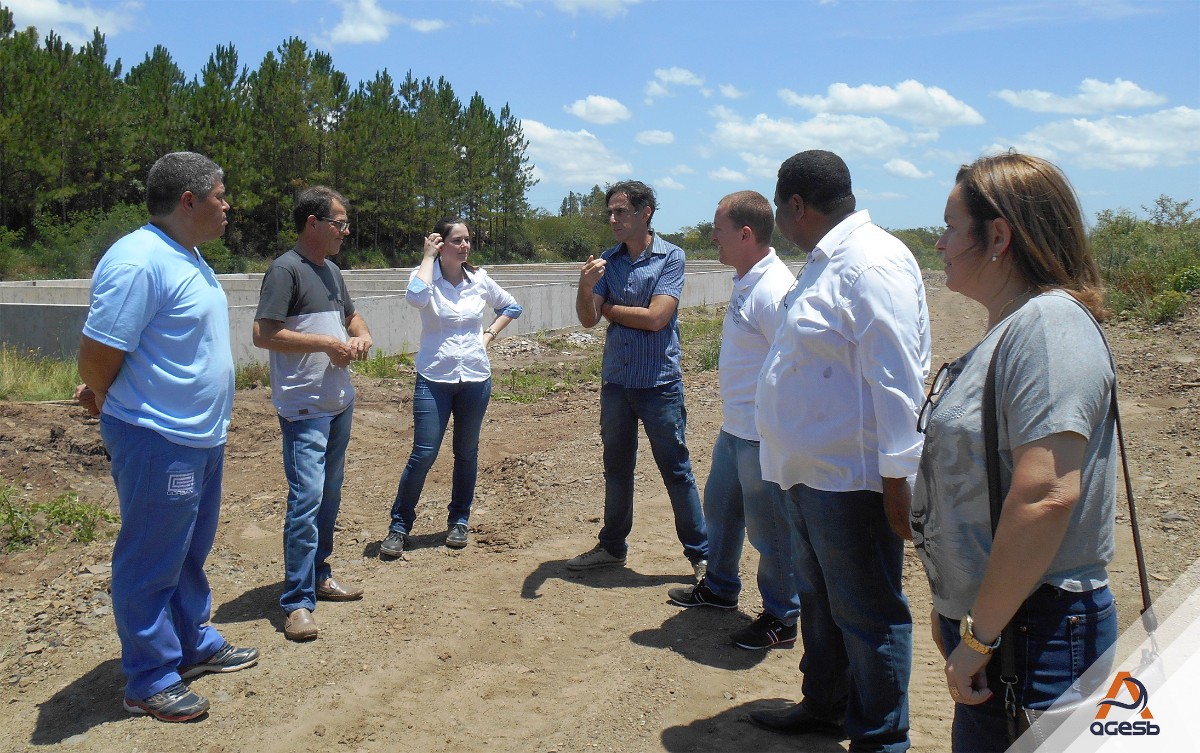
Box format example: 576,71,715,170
1,272,1198,753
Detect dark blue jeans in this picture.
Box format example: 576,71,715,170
781,483,912,753
937,584,1117,752
390,375,492,534
597,380,707,564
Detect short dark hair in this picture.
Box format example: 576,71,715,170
776,150,855,217
146,152,223,216
719,190,774,245
605,180,657,225
294,186,350,233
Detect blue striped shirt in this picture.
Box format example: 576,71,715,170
593,233,685,388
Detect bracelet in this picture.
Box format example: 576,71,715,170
484,329,497,337
960,613,1001,655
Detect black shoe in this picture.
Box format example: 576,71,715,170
380,531,408,558
731,613,797,650
667,579,737,609
748,703,843,737
446,523,468,549
123,681,209,722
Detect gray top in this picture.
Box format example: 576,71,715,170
255,249,356,420
911,290,1117,619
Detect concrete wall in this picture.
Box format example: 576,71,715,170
3,263,751,365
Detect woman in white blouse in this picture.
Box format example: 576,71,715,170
380,218,522,557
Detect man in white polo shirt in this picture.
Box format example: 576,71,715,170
666,191,800,652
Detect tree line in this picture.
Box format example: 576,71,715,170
0,5,535,277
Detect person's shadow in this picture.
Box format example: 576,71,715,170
629,609,769,671
660,698,846,752
30,659,161,745
521,558,689,599
212,582,284,632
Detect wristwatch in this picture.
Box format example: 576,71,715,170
960,613,1001,655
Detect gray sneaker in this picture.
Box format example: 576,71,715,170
123,681,209,722
179,643,259,679
565,544,626,570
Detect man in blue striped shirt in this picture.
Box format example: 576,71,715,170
567,180,709,579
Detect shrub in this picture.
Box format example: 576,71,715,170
1170,267,1200,293
1145,290,1189,324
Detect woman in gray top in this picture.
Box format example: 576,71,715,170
910,152,1118,751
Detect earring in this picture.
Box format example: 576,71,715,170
991,254,998,262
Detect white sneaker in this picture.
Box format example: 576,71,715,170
566,544,626,570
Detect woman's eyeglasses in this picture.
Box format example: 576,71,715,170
917,362,954,433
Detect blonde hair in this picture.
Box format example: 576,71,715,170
956,151,1107,319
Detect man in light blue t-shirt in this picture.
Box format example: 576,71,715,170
78,152,259,723
253,186,373,642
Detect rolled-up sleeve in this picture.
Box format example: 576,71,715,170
851,265,929,479
405,270,431,308
484,274,522,318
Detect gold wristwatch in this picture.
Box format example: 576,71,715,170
960,613,1001,655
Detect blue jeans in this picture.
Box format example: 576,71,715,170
598,380,707,563
278,404,353,613
781,483,912,753
937,584,1117,753
390,375,492,534
702,431,799,621
100,415,227,700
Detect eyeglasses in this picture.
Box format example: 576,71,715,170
320,216,350,232
917,362,955,434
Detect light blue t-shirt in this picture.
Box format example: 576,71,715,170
83,224,234,448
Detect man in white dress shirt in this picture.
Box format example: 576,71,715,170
749,151,930,753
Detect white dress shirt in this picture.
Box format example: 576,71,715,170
756,210,930,492
406,262,521,383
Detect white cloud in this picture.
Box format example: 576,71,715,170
719,84,747,99
6,0,141,47
553,0,642,18
521,119,633,185
710,109,913,170
669,164,695,175
1014,107,1200,169
635,130,675,145
994,78,1167,114
656,67,704,87
657,177,685,190
644,66,705,103
884,158,933,179
780,80,984,127
564,95,632,125
322,0,444,44
710,167,748,182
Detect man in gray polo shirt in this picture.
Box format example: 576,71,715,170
253,186,373,641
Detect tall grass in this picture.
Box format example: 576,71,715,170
0,347,80,401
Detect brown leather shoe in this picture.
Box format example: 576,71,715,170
284,608,318,641
316,577,364,602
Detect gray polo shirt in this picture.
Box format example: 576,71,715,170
255,249,356,420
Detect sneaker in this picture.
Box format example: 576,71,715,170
446,523,469,549
565,544,626,571
731,613,798,650
667,579,737,610
179,642,259,679
693,558,708,583
380,530,408,558
123,681,209,722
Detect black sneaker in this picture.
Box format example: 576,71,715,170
731,613,797,650
667,579,737,609
446,523,468,549
380,530,408,558
179,643,259,679
123,681,209,722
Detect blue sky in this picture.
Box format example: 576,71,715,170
8,0,1200,234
